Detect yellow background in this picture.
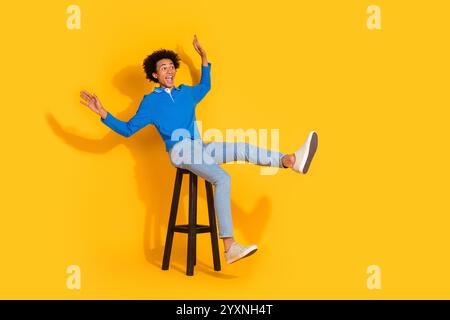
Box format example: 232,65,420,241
1,0,449,299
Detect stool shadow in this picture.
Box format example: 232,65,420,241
47,46,272,278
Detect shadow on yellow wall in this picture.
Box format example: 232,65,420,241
46,46,271,277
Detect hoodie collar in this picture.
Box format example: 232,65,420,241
154,85,181,93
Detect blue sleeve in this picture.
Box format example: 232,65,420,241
191,62,211,105
100,96,153,137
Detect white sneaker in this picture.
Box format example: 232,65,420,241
224,242,258,264
293,131,318,174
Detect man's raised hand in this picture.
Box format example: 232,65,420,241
193,34,207,58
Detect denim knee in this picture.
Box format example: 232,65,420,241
214,171,231,189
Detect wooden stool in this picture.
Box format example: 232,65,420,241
162,168,221,276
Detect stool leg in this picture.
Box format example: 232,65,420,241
192,173,198,266
193,181,197,267
205,181,221,271
186,173,198,276
162,169,183,270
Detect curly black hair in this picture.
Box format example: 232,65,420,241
143,49,181,83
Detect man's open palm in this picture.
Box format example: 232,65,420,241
80,90,105,117
193,34,206,57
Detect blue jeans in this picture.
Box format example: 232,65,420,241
168,138,286,238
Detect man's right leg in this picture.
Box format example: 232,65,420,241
169,139,234,240
169,139,259,264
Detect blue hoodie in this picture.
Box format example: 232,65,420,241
100,62,211,152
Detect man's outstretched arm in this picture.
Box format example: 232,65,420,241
191,35,211,104
80,91,153,138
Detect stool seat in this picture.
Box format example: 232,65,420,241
162,168,221,276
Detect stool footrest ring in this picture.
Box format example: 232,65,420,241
173,224,211,234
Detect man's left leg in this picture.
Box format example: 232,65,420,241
203,141,287,168
203,131,318,174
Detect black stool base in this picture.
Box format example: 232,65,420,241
162,168,221,276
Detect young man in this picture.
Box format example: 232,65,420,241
80,35,318,264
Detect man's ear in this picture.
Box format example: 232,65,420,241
152,72,158,79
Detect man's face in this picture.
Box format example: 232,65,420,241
152,58,176,88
